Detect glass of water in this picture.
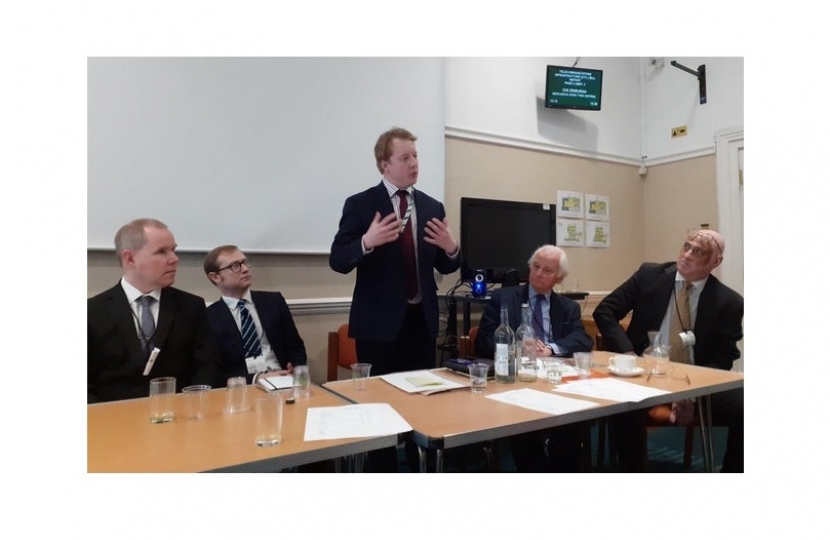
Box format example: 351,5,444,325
545,359,563,385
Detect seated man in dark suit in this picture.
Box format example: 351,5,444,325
476,245,594,472
203,245,307,384
593,229,744,472
88,218,222,403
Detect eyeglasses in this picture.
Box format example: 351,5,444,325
215,258,252,273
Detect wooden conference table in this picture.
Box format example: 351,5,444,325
88,385,402,473
324,350,744,473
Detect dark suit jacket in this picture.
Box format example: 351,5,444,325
206,290,307,383
475,284,593,358
329,182,461,341
87,284,223,403
592,262,743,371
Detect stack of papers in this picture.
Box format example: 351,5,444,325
553,378,670,402
304,403,412,441
380,370,467,395
487,388,599,415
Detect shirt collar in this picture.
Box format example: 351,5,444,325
221,290,254,310
674,271,708,291
120,277,161,304
382,178,413,198
529,285,551,303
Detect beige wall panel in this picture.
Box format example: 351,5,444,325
642,155,719,269
445,137,647,291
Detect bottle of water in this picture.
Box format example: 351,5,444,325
494,304,516,384
516,303,537,382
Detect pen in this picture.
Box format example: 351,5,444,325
143,347,160,376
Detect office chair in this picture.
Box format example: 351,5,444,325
457,325,479,358
327,323,358,382
595,332,702,471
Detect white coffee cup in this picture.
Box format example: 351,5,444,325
609,354,637,372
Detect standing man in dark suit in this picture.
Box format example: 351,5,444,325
203,245,306,384
476,245,593,472
88,218,222,403
330,127,460,376
593,229,744,472
330,127,460,472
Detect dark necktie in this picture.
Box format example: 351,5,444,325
532,294,546,341
238,300,263,358
397,190,418,300
669,281,693,364
138,295,156,353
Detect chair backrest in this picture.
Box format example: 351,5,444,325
327,323,357,381
458,325,480,358
469,325,479,355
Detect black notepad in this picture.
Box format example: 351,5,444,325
441,358,495,379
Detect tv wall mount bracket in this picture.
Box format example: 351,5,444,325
670,61,707,105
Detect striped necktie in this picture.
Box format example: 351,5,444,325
397,190,418,300
237,300,263,358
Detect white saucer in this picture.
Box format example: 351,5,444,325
608,366,645,377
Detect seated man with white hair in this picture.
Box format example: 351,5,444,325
476,245,593,472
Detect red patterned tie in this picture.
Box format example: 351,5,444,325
397,190,418,300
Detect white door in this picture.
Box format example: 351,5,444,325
715,128,744,372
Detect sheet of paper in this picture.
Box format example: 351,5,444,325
553,377,670,402
304,403,412,441
380,370,467,394
486,388,599,415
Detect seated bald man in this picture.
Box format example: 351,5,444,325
593,229,744,472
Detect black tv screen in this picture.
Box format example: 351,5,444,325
545,65,603,111
460,197,556,284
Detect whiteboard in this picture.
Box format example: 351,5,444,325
88,57,445,253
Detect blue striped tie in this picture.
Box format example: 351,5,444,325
237,300,262,358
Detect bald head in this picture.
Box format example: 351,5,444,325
693,229,725,255
677,229,724,281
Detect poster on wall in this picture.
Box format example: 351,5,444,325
586,221,611,248
586,193,610,221
557,190,584,219
556,219,584,247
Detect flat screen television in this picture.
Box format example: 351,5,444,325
460,197,556,284
544,65,603,111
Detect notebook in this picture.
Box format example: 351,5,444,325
441,358,495,379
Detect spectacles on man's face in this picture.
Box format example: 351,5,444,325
216,258,253,274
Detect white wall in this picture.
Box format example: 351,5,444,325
642,57,744,163
446,57,643,163
88,57,445,254
444,57,744,165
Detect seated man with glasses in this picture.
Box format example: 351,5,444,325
593,229,744,472
203,245,307,384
